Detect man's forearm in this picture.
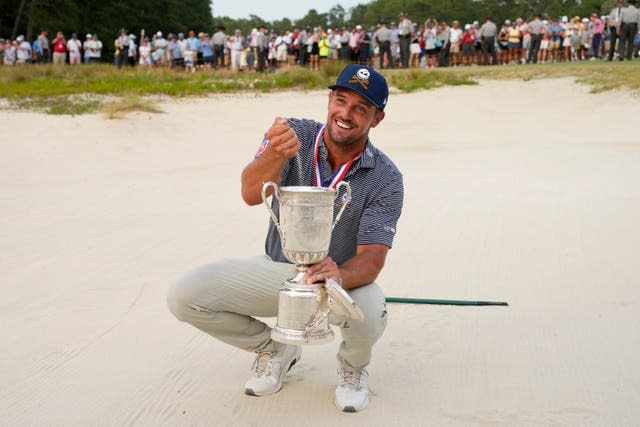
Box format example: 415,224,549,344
240,154,287,205
241,117,300,206
303,244,389,290
338,245,387,290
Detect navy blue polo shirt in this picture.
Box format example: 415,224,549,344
257,118,404,265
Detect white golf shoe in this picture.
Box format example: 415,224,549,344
244,342,301,396
334,366,369,412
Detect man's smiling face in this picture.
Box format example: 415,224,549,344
325,88,385,149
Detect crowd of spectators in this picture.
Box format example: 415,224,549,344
1,29,104,66
2,1,639,71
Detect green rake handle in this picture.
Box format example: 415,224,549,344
385,297,508,306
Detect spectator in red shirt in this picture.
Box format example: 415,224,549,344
52,31,67,65
462,24,475,65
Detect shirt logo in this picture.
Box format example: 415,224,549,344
349,68,370,90
255,135,270,157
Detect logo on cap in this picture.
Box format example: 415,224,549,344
349,68,371,90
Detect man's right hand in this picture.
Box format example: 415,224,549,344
263,117,300,162
240,116,300,205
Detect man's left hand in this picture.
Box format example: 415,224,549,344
303,257,341,286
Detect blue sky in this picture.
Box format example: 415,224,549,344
212,0,365,21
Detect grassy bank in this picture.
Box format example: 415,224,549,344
0,60,637,115
450,61,640,93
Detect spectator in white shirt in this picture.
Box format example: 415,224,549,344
67,33,82,64
128,34,137,66
83,34,92,63
228,29,244,71
16,36,32,65
87,34,103,63
449,21,463,66
4,40,17,66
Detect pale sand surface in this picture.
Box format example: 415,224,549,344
1,78,639,426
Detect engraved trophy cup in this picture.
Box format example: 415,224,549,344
262,181,365,345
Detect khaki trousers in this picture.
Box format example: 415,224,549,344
52,52,66,65
167,255,387,369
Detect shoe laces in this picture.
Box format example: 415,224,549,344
251,351,273,377
338,367,367,390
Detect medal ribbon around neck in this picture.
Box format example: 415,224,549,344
313,124,363,188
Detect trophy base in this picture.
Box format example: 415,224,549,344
271,326,334,345
272,278,334,346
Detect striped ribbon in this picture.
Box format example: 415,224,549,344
313,124,363,188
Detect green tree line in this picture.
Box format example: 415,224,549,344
218,0,611,37
354,0,611,30
1,0,212,56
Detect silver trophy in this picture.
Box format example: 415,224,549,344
262,182,365,345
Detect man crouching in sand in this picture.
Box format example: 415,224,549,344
167,64,403,412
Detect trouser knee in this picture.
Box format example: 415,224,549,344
333,282,388,342
338,312,387,344
166,278,231,330
166,270,218,322
166,278,192,322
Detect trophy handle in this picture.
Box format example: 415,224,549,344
304,290,331,338
261,181,285,241
332,181,351,230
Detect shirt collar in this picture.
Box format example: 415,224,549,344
317,135,376,173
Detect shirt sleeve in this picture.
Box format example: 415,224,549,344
357,170,404,248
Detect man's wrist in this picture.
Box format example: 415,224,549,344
336,268,344,287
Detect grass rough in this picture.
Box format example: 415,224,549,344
0,61,637,115
103,95,163,119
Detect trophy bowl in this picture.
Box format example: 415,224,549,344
262,182,351,268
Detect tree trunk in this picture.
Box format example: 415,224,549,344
12,0,29,40
27,13,34,41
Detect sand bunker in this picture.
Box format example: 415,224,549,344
1,78,639,426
